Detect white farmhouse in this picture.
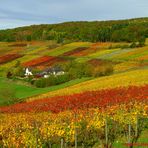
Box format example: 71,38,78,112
25,68,33,76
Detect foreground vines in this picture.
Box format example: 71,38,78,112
0,102,148,147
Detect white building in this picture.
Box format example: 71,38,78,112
25,68,33,76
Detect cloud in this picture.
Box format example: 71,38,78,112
0,0,147,29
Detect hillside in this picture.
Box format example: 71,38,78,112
27,68,148,101
0,17,148,43
0,18,148,148
0,39,148,102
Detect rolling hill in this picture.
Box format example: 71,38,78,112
0,39,148,103
0,18,148,148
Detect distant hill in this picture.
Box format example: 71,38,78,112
0,17,148,42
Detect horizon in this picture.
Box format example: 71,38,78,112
0,0,148,30
0,17,148,31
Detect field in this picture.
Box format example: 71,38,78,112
0,41,92,76
0,40,148,147
28,68,148,101
0,91,147,147
0,77,91,106
1,85,147,113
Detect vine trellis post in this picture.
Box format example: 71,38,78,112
105,117,108,147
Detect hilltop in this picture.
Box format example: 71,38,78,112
0,17,148,43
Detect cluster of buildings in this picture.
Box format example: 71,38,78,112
25,66,65,78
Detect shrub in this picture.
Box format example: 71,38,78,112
92,63,114,77
34,74,70,88
130,42,137,48
65,61,92,79
34,78,47,88
137,40,145,47
6,71,13,79
54,74,70,85
130,40,145,48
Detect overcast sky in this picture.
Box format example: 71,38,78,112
0,0,148,29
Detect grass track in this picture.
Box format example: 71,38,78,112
0,77,91,106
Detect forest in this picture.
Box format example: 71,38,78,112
0,17,148,43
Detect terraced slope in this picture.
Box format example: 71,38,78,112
28,68,148,101
0,41,147,69
0,41,92,75
76,46,148,62
0,41,147,99
109,46,148,61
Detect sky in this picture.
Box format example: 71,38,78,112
0,0,148,29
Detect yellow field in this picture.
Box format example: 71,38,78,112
112,46,148,61
114,61,141,72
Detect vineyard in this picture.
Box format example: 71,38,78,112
23,56,56,67
0,41,147,75
27,69,148,101
0,39,148,147
0,54,23,64
0,86,148,147
0,85,147,113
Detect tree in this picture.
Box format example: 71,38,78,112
0,18,147,43
92,63,114,77
66,61,91,79
6,71,13,79
12,66,24,77
10,61,24,77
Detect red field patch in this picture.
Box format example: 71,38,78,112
62,46,100,57
88,59,108,66
0,54,23,64
22,56,68,69
0,85,147,113
8,43,27,47
88,59,117,66
43,56,68,67
62,43,112,57
22,56,55,67
63,47,89,56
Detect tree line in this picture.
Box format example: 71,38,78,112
0,17,148,43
